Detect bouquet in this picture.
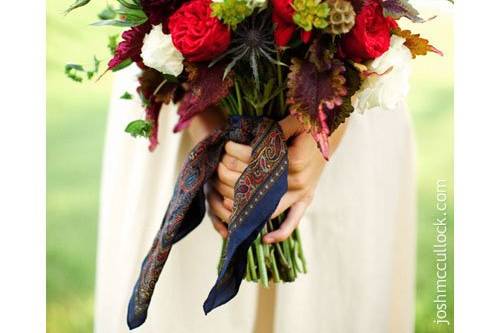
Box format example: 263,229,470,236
65,0,445,329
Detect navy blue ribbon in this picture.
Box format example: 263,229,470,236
127,116,288,329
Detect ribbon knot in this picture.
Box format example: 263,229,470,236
127,116,288,329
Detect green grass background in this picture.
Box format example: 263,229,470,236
47,1,453,332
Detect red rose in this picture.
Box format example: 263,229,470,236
271,0,312,47
340,0,397,62
168,0,231,62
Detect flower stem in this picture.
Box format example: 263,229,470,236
275,241,290,269
248,246,258,281
235,79,243,115
245,260,251,281
255,233,269,288
283,237,296,280
269,248,281,283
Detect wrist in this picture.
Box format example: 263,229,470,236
187,106,226,144
327,119,348,158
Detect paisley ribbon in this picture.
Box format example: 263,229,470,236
127,116,288,329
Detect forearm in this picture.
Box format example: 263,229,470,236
327,120,348,158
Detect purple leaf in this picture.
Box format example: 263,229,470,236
382,0,425,23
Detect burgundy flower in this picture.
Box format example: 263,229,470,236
135,66,185,151
141,0,183,26
108,23,152,70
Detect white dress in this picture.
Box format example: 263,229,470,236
94,64,416,333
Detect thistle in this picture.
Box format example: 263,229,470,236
211,12,280,86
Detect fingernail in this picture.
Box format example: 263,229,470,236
264,236,273,244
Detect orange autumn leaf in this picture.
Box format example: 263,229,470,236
393,27,443,58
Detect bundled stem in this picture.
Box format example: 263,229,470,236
218,212,307,286
217,47,307,286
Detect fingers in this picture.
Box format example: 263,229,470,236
271,191,299,219
212,179,235,200
221,153,248,173
207,188,232,222
279,115,303,140
225,141,252,164
223,197,234,211
217,162,241,188
210,213,228,239
264,201,308,244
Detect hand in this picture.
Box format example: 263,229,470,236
206,140,252,239
186,107,232,239
263,116,327,244
207,115,348,243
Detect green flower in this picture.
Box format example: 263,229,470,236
292,0,330,31
211,0,255,29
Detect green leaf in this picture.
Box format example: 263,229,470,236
111,58,133,72
64,56,101,82
162,73,179,83
98,5,116,20
91,6,147,27
91,18,146,27
86,56,101,80
107,34,119,55
120,91,133,100
114,7,146,19
64,0,91,15
64,64,84,82
125,120,153,138
116,0,142,10
65,64,84,71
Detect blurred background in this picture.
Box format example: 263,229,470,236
47,0,453,332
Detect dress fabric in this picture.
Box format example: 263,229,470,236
94,65,416,333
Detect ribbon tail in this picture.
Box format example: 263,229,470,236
203,120,288,314
203,171,287,313
127,130,227,329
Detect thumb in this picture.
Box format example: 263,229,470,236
263,200,307,244
279,115,303,140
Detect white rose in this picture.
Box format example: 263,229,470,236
352,36,413,113
141,25,184,76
